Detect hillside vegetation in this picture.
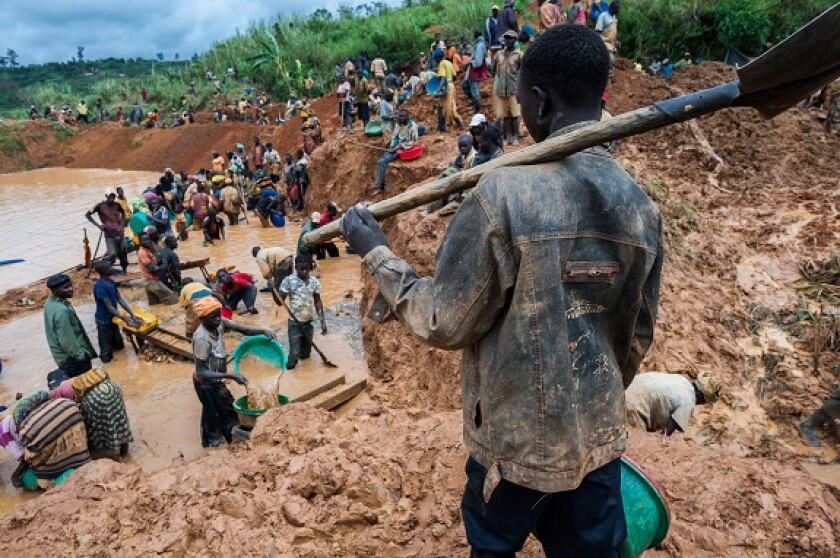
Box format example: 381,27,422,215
0,0,834,119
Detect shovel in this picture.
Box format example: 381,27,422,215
269,285,339,368
303,3,840,249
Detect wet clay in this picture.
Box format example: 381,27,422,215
0,168,366,515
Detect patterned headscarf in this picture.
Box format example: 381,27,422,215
13,391,50,428
71,369,109,400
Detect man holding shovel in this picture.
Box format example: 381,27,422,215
341,25,663,556
277,254,327,370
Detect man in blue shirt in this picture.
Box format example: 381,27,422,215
93,260,139,363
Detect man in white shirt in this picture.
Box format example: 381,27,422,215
625,372,720,435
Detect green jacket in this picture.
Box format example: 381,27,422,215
44,295,97,366
297,219,317,256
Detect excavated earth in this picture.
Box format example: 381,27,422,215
1,62,840,556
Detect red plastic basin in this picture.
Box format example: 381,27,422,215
397,143,424,161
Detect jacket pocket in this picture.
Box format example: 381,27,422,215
562,261,620,283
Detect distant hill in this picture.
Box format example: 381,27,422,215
1,0,834,119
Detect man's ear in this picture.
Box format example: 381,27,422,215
532,85,550,122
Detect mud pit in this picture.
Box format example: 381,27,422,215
1,62,840,556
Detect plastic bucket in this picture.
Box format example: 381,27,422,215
233,394,290,429
269,212,286,227
232,336,287,375
417,125,426,137
620,456,671,558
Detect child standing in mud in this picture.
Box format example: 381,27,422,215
277,255,327,369
342,25,663,556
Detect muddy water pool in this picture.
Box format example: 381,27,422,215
0,168,367,515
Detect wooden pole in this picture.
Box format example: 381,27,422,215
304,104,671,247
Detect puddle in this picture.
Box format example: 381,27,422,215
0,168,367,516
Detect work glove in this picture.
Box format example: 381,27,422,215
340,204,388,259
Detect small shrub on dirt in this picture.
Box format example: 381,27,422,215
0,126,25,155
52,123,74,142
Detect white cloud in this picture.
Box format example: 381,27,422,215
0,0,400,65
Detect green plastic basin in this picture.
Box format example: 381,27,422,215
128,212,150,235
233,394,290,429
232,335,286,376
620,456,671,557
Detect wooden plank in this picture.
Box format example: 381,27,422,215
309,376,367,411
112,272,145,285
287,374,345,404
143,327,193,360
179,258,210,271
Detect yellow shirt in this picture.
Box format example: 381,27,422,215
437,59,456,83
179,283,212,308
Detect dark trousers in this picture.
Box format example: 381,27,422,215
193,382,239,447
461,457,626,558
287,319,314,367
375,151,399,189
225,284,257,310
315,242,340,260
59,356,93,378
821,389,840,419
96,319,125,363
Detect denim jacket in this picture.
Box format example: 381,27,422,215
363,135,663,493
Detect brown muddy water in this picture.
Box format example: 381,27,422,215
0,168,367,515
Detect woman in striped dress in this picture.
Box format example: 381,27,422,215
49,369,133,458
14,391,91,487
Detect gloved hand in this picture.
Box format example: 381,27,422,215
340,204,388,258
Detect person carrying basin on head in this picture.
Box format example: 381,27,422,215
340,24,663,557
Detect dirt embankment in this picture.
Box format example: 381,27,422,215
2,62,840,556
0,96,340,175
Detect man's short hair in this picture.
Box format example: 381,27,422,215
521,24,609,109
94,260,112,274
295,254,313,266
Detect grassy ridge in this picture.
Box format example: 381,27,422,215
0,0,835,119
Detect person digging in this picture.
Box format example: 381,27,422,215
340,24,663,556
276,254,327,369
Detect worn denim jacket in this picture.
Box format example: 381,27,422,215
363,138,663,494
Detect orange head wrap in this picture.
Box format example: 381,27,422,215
194,296,222,318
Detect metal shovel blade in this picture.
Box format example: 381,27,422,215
736,2,840,118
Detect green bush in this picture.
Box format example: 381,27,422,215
0,125,25,154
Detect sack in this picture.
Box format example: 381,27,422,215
469,60,491,82
288,184,300,202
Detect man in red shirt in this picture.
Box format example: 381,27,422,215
86,188,128,273
216,269,259,314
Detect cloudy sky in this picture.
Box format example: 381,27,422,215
2,0,400,65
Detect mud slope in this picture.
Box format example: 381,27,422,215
1,404,837,557
2,62,840,557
